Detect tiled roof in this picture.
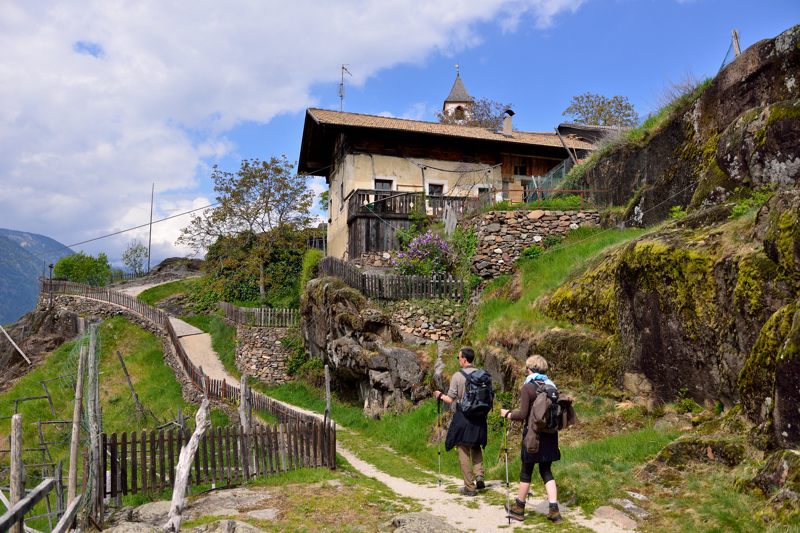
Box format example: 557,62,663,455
306,108,594,150
445,73,473,103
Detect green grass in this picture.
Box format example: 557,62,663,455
137,278,199,305
490,195,590,211
469,227,647,341
0,316,229,526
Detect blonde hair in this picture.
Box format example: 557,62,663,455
526,355,548,373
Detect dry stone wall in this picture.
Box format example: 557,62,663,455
235,325,293,384
467,209,600,278
388,299,465,342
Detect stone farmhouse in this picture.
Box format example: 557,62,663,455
298,73,599,260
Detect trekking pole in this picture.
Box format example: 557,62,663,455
437,397,443,487
504,415,511,525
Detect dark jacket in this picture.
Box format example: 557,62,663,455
445,405,488,451
443,366,488,450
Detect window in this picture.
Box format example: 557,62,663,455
513,163,528,176
374,179,393,191
453,106,465,120
428,183,444,196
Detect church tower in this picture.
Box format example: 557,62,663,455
442,66,473,122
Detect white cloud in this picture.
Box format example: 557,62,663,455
0,0,583,263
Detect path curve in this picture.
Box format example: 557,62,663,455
122,277,635,532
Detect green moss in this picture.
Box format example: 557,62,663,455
618,240,717,338
776,209,800,272
547,252,620,333
737,303,797,420
733,253,779,316
756,101,800,147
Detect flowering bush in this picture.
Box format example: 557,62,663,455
393,230,452,276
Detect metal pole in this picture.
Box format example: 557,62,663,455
147,182,154,273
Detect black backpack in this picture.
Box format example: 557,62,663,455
459,369,494,418
534,381,561,433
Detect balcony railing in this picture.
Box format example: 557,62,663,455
346,189,471,222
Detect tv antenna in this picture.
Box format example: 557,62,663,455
339,64,351,111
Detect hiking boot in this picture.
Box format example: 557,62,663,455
547,506,563,523
505,498,525,522
475,476,485,490
458,487,477,497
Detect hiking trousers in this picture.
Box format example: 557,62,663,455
457,445,484,491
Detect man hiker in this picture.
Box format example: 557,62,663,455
432,347,491,496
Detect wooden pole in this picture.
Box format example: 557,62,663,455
10,414,24,533
162,399,210,532
86,324,103,528
116,350,146,421
67,344,87,503
732,29,741,57
324,365,331,419
0,325,31,365
238,375,253,478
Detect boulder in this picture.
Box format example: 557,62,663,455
391,512,459,533
301,277,426,417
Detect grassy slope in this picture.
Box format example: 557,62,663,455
137,278,199,306
470,227,647,341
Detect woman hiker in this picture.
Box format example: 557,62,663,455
500,354,564,523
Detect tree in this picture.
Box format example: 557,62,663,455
562,93,639,128
319,190,329,212
436,97,513,130
122,240,148,275
177,156,315,300
53,252,112,286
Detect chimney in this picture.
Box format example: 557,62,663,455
503,108,515,136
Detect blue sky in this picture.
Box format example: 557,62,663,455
0,1,796,265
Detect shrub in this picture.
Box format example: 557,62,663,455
675,387,703,414
521,245,544,259
669,206,688,219
543,235,563,248
300,249,323,292
448,227,478,278
729,188,773,219
282,329,307,376
393,230,452,276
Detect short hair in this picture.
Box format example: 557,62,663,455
459,347,476,363
526,355,548,373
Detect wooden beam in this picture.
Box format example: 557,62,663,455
0,325,31,365
52,495,81,533
0,479,55,533
67,345,87,503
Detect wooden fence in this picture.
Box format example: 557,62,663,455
100,421,331,497
318,257,465,300
218,302,299,328
40,280,336,469
42,280,169,328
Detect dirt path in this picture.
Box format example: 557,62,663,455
127,278,636,532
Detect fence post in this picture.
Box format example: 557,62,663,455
10,414,24,533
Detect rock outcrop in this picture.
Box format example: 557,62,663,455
301,277,428,417
577,24,800,225
545,189,800,447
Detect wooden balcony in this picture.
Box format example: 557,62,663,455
346,189,471,222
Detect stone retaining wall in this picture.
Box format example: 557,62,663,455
235,325,293,384
388,299,465,342
355,251,394,268
466,209,600,278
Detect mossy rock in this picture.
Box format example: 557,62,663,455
762,190,800,281
738,302,797,425
747,449,800,523
653,436,745,467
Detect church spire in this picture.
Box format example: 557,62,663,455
443,66,473,119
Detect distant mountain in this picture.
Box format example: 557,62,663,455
0,228,73,325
